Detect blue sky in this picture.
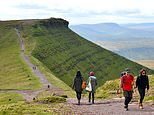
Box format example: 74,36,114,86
0,0,154,25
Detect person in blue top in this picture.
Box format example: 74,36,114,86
87,72,97,104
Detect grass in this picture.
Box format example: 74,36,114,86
95,74,154,103
0,92,24,105
0,25,41,90
0,102,72,115
34,96,66,103
29,56,75,97
0,92,72,115
21,27,75,97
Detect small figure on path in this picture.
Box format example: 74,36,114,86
48,84,50,89
72,70,83,105
87,72,97,104
33,66,36,70
135,69,149,109
119,68,134,111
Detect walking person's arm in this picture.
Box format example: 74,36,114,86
132,75,135,88
119,77,124,93
72,78,76,89
146,76,149,92
135,76,139,88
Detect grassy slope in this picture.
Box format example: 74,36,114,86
0,92,72,114
19,20,75,97
96,75,154,102
18,18,154,88
0,22,41,90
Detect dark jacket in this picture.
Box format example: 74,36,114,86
72,76,83,92
136,75,149,90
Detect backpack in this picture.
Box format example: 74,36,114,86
82,81,87,89
123,74,133,83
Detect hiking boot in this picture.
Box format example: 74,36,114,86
139,104,143,109
78,100,80,105
124,105,128,111
126,108,128,111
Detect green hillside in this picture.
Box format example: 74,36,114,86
15,18,154,87
0,21,41,90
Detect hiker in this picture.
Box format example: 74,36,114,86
135,69,149,109
72,70,83,105
87,72,97,104
119,68,134,111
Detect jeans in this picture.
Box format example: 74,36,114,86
89,92,95,103
123,90,133,107
138,88,145,104
76,92,81,101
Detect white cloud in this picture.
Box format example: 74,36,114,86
0,0,154,24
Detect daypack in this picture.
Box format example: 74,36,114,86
82,81,87,89
123,74,133,84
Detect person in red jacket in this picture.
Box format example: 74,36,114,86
120,68,135,111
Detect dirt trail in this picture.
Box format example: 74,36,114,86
0,29,64,101
67,98,154,115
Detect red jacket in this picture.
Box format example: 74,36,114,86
121,74,134,91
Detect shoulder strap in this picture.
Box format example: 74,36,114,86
123,75,126,83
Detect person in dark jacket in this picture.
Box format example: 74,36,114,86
72,70,83,105
87,72,97,104
136,69,149,109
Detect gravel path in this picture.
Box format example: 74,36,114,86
67,98,154,115
0,29,64,101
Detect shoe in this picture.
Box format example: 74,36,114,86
78,100,80,105
124,105,128,108
124,105,128,111
139,104,143,109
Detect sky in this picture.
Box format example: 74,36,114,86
0,0,154,25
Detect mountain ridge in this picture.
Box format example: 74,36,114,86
1,18,154,88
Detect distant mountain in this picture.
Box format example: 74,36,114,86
70,23,154,60
70,23,154,41
121,23,154,32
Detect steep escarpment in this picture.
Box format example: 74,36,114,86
13,18,154,87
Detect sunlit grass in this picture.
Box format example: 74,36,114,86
0,27,41,90
96,74,154,101
0,93,72,115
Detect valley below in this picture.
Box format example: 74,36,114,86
136,60,154,70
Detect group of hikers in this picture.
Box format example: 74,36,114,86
72,71,97,105
72,68,149,111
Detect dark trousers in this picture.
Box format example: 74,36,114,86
138,88,145,104
76,92,81,100
123,90,132,107
89,92,94,103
